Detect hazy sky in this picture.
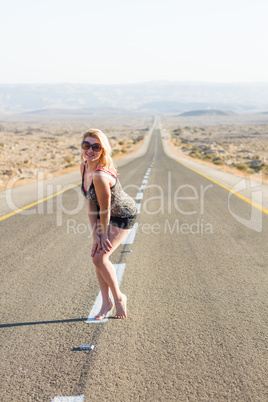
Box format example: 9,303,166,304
1,0,267,84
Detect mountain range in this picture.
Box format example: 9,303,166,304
0,82,268,115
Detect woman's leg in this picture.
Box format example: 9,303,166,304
92,225,130,319
94,269,113,319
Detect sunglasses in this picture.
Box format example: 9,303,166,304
81,141,102,152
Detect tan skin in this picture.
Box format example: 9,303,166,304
80,136,130,319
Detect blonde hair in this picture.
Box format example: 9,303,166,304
81,128,117,175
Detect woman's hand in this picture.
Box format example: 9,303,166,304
91,234,102,257
100,233,112,253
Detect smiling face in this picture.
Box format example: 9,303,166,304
82,136,103,163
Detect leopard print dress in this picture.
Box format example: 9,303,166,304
81,165,137,229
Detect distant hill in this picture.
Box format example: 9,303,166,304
25,107,133,116
25,108,89,115
1,82,268,114
179,109,234,117
137,101,224,113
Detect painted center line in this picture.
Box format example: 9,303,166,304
86,263,126,323
135,192,144,200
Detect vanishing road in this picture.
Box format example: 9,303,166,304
1,124,267,401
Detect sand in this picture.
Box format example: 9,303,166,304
0,114,153,191
161,114,268,184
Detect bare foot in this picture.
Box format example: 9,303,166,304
94,298,113,320
114,294,127,319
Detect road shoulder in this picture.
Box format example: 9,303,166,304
160,128,268,212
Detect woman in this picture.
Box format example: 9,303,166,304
80,128,137,320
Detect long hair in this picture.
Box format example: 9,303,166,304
81,128,117,175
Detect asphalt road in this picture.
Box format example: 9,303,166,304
0,128,267,401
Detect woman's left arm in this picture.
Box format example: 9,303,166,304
93,173,112,253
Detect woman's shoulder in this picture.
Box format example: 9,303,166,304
93,167,117,186
94,167,117,178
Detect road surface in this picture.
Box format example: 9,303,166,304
0,126,267,401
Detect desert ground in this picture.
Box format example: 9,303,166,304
0,114,153,191
1,113,268,191
161,113,268,184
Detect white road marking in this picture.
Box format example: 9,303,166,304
86,264,126,323
135,192,144,200
51,396,84,402
113,263,127,285
136,203,141,214
122,222,138,245
86,291,104,323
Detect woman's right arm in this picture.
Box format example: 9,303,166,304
86,199,102,257
81,163,101,257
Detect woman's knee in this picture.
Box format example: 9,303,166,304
91,251,108,267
